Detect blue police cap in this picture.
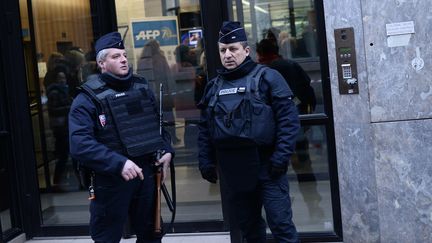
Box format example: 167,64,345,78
218,21,247,44
95,32,125,54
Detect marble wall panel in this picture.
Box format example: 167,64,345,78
362,0,432,122
323,1,379,242
373,120,432,242
333,123,380,243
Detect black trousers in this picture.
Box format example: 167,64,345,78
90,161,161,243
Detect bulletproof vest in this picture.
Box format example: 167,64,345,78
80,75,165,157
208,64,275,146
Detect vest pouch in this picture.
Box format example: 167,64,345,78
251,98,275,145
211,98,251,144
106,90,164,157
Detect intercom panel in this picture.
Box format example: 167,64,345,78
334,27,358,94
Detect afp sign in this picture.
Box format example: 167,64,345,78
131,18,179,48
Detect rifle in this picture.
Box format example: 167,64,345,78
154,155,162,235
154,83,176,236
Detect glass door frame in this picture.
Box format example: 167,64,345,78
11,0,120,238
9,0,342,241
224,0,343,242
0,0,42,241
13,0,229,238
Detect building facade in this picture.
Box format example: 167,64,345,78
0,0,430,242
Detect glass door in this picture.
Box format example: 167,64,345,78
19,0,98,227
229,0,341,237
18,0,226,235
115,0,224,228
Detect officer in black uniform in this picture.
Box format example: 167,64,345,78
69,32,173,243
198,21,300,243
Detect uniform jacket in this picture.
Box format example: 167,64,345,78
198,57,300,173
69,70,174,176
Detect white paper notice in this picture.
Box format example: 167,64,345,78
386,21,415,36
387,34,411,47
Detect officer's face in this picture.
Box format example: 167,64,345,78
218,42,250,70
99,48,129,76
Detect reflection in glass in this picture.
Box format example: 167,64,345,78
118,0,222,224
289,125,332,232
0,209,12,234
0,153,12,232
137,39,179,144
21,0,96,225
256,39,316,115
232,0,324,114
0,42,13,235
257,125,332,232
231,0,334,233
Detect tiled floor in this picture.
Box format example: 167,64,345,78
26,233,230,243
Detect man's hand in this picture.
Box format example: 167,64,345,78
121,159,144,181
269,163,288,179
155,152,172,182
201,166,218,184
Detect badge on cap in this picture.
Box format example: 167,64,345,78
99,114,106,127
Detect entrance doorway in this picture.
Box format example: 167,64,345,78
15,0,341,241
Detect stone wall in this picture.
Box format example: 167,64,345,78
324,0,432,242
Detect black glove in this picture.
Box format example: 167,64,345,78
201,166,218,184
269,163,288,179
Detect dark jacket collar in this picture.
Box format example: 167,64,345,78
100,68,133,91
217,56,257,80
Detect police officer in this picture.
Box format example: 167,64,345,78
69,32,173,243
198,21,300,242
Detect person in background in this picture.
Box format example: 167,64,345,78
44,52,69,88
198,21,300,243
69,32,174,243
138,39,179,145
256,38,323,219
256,39,316,115
64,48,85,97
82,46,99,82
171,44,198,148
46,68,73,190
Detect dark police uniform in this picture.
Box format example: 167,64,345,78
198,53,300,242
69,32,173,243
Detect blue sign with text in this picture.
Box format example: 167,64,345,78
132,19,178,48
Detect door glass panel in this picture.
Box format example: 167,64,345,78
0,81,13,236
288,125,333,232
231,0,334,232
0,143,13,234
21,0,95,225
231,0,324,114
0,62,13,233
115,0,221,223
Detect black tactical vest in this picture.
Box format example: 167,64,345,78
80,75,165,157
208,64,275,146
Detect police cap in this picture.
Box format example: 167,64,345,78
218,21,247,44
95,32,125,54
